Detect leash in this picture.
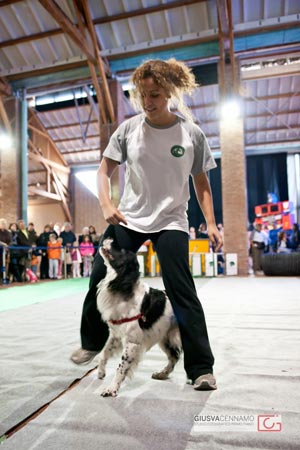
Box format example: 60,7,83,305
109,313,145,325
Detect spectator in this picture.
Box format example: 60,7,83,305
47,233,61,279
189,226,196,240
71,241,82,278
79,235,94,277
250,223,265,274
16,219,32,281
60,222,76,277
196,223,208,239
0,218,11,283
48,222,58,238
37,225,51,279
54,222,61,237
89,225,101,254
8,223,22,282
0,218,11,246
27,222,38,246
27,222,39,275
78,226,90,245
276,231,291,254
260,225,270,253
217,223,224,240
57,237,64,279
290,223,300,251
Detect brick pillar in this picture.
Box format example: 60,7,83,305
220,118,249,275
0,97,21,224
219,61,249,276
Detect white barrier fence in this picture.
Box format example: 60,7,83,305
145,252,238,277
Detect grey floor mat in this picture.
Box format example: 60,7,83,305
0,292,95,436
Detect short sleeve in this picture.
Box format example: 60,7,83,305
102,122,127,163
190,124,217,175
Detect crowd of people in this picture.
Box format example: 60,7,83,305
0,219,103,284
249,222,300,274
189,221,300,276
1,217,300,283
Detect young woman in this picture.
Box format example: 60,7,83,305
71,59,222,390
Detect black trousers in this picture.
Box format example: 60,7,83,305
80,225,214,380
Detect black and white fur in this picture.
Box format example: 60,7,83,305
96,238,182,397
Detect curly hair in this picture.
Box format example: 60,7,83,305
129,58,198,121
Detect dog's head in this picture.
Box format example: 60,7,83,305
100,238,140,298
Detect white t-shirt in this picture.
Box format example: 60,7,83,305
103,114,217,234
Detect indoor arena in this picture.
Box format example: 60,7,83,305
0,1,299,449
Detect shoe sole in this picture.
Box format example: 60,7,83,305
193,381,217,391
70,353,98,365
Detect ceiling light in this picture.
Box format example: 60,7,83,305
220,98,241,121
0,133,13,150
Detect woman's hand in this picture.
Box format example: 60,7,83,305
207,224,223,252
102,203,127,226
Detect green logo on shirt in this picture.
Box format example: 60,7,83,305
170,145,185,157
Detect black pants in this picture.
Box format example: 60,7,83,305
80,225,214,380
40,254,49,279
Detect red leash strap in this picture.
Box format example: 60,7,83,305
109,313,145,325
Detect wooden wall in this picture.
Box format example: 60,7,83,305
28,202,66,234
72,172,107,236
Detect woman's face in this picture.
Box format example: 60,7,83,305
0,220,7,231
139,77,170,125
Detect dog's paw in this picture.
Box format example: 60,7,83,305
151,370,169,380
101,386,118,397
97,368,106,379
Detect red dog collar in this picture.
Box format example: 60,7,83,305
109,313,145,325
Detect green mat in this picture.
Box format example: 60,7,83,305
0,278,89,312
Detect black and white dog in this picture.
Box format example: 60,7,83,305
96,238,182,397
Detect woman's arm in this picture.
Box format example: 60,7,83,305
192,172,223,251
97,157,127,225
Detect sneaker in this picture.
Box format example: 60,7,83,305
70,348,99,365
193,373,217,391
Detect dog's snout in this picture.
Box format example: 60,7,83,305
101,238,114,260
102,238,113,249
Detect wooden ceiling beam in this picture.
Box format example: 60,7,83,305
93,0,203,25
216,0,236,96
0,28,62,48
29,169,47,174
60,148,100,155
46,119,98,130
52,171,72,222
38,0,96,64
0,0,201,49
3,60,87,82
81,0,115,122
245,125,300,133
53,133,99,143
28,151,70,174
73,0,108,124
28,109,68,166
0,77,12,96
0,0,23,6
0,95,12,133
28,186,61,201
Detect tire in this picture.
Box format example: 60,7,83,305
261,253,300,276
